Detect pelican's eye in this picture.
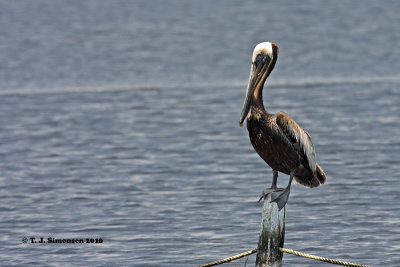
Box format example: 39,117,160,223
254,53,269,65
255,54,263,63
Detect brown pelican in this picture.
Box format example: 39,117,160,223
239,42,326,210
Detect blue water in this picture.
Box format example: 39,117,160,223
1,1,399,266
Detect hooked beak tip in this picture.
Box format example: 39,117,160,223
239,121,243,127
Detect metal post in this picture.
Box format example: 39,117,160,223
256,192,286,267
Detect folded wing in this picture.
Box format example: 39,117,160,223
276,111,316,173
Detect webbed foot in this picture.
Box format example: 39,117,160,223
258,187,284,203
259,170,295,211
270,187,290,210
271,171,294,210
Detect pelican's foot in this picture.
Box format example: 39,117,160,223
258,187,284,203
270,187,290,211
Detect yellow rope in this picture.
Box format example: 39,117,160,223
279,248,371,267
197,248,371,267
197,248,257,267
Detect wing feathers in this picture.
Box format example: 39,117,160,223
276,111,317,172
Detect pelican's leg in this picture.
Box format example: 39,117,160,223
258,170,280,202
271,170,278,190
271,171,294,210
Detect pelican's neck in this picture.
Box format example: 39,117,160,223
248,42,278,117
252,83,267,113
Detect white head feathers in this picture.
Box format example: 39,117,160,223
252,42,274,63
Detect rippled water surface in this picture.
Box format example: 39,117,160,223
1,1,399,266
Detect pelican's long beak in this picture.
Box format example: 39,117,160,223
239,64,256,127
239,59,270,127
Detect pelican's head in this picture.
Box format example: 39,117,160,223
239,42,278,126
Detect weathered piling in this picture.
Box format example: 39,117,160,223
255,191,286,267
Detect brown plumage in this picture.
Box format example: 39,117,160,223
247,108,326,188
239,42,326,208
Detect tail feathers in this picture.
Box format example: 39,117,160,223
294,163,326,188
294,172,320,188
316,164,327,185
